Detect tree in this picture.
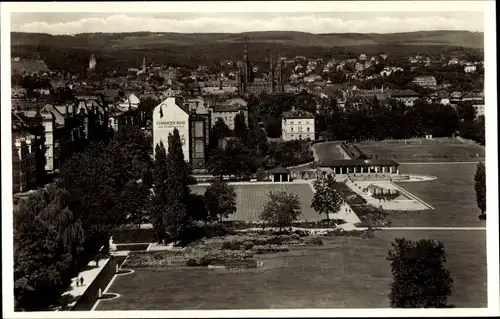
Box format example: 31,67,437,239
474,161,486,219
311,175,345,222
260,191,302,229
186,193,209,223
163,128,192,240
150,141,168,242
209,118,232,149
14,189,74,311
115,180,151,227
387,238,453,308
57,142,127,240
204,180,237,222
233,111,248,140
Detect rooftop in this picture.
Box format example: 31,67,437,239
316,158,399,168
282,108,314,119
390,90,420,97
11,60,50,74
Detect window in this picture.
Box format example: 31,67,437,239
291,127,294,132
307,127,310,132
291,121,294,125
299,135,302,139
299,121,302,124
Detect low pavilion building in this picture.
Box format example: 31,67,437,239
317,158,400,175
269,166,291,182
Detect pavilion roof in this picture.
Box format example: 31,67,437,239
268,166,290,174
316,158,399,168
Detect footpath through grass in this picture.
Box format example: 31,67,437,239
96,230,486,310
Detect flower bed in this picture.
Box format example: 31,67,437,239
350,205,391,227
223,219,344,230
322,228,375,239
252,245,290,254
333,183,367,205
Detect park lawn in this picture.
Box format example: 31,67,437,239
355,140,484,162
95,230,486,310
388,163,486,227
190,183,320,222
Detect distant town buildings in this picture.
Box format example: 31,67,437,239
412,75,437,88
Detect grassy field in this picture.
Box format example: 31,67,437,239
355,139,485,162
389,163,486,227
190,183,319,222
96,230,486,310
313,142,347,161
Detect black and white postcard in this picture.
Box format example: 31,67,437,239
1,1,498,318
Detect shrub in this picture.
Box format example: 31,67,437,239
178,223,233,246
242,241,254,250
306,237,324,245
252,245,290,254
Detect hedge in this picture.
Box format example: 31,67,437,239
111,228,155,244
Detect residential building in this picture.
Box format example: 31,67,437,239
473,104,485,118
210,98,248,130
281,107,315,141
12,113,39,193
118,93,140,110
153,97,190,161
412,75,437,88
464,64,477,73
390,90,421,107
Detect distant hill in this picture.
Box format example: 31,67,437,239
10,30,483,74
11,30,484,50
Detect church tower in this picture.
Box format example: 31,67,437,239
89,54,97,70
269,51,275,93
277,54,285,92
242,39,252,84
142,57,146,73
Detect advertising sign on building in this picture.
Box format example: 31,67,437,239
152,98,190,162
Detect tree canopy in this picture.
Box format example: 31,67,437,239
387,238,453,308
260,190,302,229
311,175,345,222
474,161,486,218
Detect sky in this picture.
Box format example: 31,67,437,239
10,10,484,35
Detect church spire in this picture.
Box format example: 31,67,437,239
270,51,275,92
243,37,248,60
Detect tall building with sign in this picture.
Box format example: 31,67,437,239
153,98,190,161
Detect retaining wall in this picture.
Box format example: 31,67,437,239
71,256,126,311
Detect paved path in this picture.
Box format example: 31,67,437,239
368,227,486,231
58,257,111,310
399,161,481,165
